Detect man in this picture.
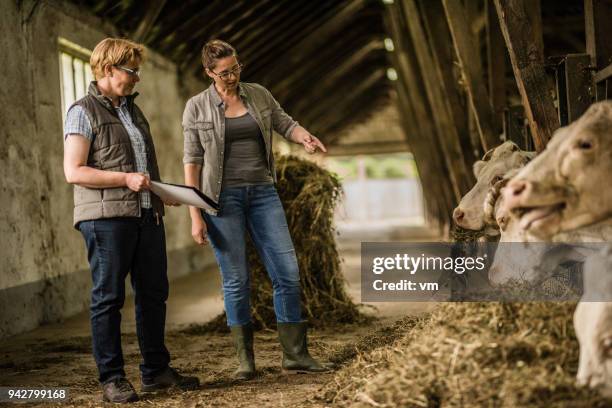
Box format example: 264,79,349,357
63,38,198,403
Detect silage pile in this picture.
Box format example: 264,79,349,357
192,155,367,332
319,302,609,407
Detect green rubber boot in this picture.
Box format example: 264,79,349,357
230,324,256,380
277,322,333,373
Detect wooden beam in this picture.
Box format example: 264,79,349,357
402,0,474,196
395,85,455,227
419,0,478,172
585,0,612,70
503,105,531,150
442,0,500,151
494,0,560,151
486,0,506,134
184,0,309,75
302,69,385,134
525,0,544,58
386,2,460,206
225,0,286,49
312,88,389,142
131,0,167,43
563,54,592,123
270,31,381,103
259,0,367,86
288,39,384,117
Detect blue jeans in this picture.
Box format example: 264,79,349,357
203,184,302,326
78,209,170,383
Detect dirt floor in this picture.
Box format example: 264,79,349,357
0,221,436,407
0,316,411,407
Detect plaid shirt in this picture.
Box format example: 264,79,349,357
64,98,152,208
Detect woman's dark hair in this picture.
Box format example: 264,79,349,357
201,39,237,70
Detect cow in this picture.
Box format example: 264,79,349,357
452,141,534,232
499,101,612,395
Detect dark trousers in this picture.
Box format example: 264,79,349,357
78,209,170,383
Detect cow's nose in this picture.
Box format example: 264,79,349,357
502,180,531,209
453,207,465,224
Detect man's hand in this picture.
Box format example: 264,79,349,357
125,173,151,192
191,216,209,246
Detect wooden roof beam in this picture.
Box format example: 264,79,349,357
132,0,167,43
287,39,385,115
259,0,369,85
299,69,385,131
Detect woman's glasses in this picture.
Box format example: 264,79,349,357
211,64,243,80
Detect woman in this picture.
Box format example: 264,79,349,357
63,38,199,403
183,40,329,380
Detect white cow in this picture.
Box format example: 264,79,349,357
452,141,534,232
500,101,612,395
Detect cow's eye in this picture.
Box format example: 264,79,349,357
577,140,593,150
490,175,503,186
602,337,612,358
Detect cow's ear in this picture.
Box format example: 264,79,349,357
473,160,486,177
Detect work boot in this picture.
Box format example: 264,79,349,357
277,322,333,373
231,323,256,380
102,377,139,403
141,367,200,392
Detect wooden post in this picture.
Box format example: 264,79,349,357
556,54,592,125
384,4,458,220
585,0,612,70
585,0,612,101
486,0,506,134
525,0,544,59
401,0,474,196
441,0,500,152
494,0,560,151
503,105,531,151
419,0,478,174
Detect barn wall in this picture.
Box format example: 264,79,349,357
0,0,218,339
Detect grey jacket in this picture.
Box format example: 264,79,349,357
182,82,298,215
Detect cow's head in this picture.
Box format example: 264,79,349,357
503,101,612,239
484,173,586,287
453,141,534,230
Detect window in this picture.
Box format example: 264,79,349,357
58,38,93,122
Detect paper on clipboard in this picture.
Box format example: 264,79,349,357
150,181,220,211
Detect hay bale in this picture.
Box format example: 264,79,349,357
319,302,610,407
193,155,367,332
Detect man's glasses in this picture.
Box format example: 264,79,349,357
211,64,243,80
115,65,141,78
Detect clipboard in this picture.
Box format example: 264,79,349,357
150,181,220,211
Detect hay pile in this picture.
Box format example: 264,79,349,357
195,155,366,332
319,302,609,407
